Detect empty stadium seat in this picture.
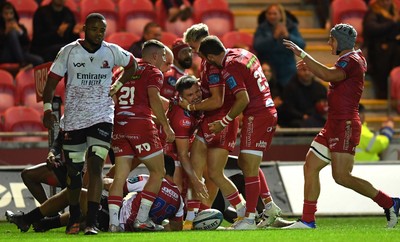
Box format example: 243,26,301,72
106,32,140,50
80,0,118,37
118,0,157,35
331,0,367,43
3,106,46,142
221,31,254,51
0,70,17,114
161,31,178,49
193,0,234,37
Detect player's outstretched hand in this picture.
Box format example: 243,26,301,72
283,39,303,57
192,178,209,200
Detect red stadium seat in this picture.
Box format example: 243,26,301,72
390,66,400,113
106,32,140,50
221,31,254,51
80,0,118,37
118,0,157,35
331,0,367,43
8,0,38,39
161,31,178,49
0,63,20,76
3,106,46,141
0,70,17,114
15,68,34,104
193,0,234,38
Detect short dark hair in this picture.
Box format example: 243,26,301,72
143,22,160,34
164,155,175,177
198,35,225,57
175,75,198,94
142,39,165,52
85,13,105,25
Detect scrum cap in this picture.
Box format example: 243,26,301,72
330,23,357,54
172,38,190,58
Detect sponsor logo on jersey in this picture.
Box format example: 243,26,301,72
337,61,348,68
226,76,237,89
167,76,177,86
208,74,220,84
90,57,94,62
255,140,267,148
73,62,85,67
179,119,192,127
162,186,179,199
101,60,110,69
127,176,143,184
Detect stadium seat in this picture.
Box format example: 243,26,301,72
193,0,234,37
0,70,17,114
41,0,80,22
390,66,400,113
3,106,46,142
15,68,34,104
330,0,367,43
80,0,118,37
0,63,20,77
221,31,254,51
8,0,38,39
105,32,140,50
118,0,157,35
160,31,178,49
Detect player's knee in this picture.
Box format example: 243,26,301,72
20,169,33,184
332,172,351,186
88,145,109,161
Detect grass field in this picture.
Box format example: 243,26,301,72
1,216,399,242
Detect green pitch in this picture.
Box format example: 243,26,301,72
0,217,399,242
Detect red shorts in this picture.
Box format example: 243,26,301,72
314,118,361,155
112,118,163,158
197,115,239,152
240,112,277,151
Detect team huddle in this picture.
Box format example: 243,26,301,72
5,12,400,235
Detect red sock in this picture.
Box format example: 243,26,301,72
258,168,271,201
199,203,210,211
245,176,260,214
108,195,123,207
187,200,201,210
226,191,242,207
373,190,393,209
301,200,317,223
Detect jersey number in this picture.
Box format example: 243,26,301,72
135,143,151,153
254,67,269,92
118,86,135,105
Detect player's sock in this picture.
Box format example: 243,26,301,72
244,176,260,215
301,200,317,223
86,201,99,228
108,196,123,226
199,203,210,211
186,200,201,221
24,207,44,224
136,191,157,222
258,168,272,205
69,203,81,223
226,191,246,218
373,190,394,209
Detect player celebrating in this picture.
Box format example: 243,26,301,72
282,23,400,229
108,40,175,232
198,36,278,230
42,13,137,235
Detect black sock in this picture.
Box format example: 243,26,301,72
69,204,81,224
36,215,62,231
86,201,99,228
24,207,44,224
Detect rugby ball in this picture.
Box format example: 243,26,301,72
193,208,223,230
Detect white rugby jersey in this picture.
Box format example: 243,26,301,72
49,39,133,131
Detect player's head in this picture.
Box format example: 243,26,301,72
198,35,225,68
164,154,175,177
84,13,106,47
142,39,166,69
330,23,356,55
160,46,173,73
175,75,202,104
172,38,193,69
183,23,209,53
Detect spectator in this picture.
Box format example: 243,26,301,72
31,0,82,62
253,3,305,92
278,65,328,128
0,1,43,68
157,0,194,36
262,62,282,108
128,22,162,58
363,0,400,99
355,104,395,162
